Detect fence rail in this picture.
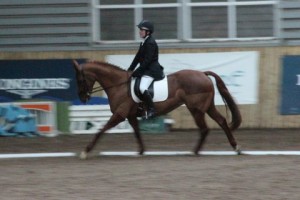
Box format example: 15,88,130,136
69,105,133,134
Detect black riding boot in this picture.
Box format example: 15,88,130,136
142,90,155,119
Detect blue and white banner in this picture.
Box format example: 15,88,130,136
0,59,84,102
106,51,259,105
280,56,300,115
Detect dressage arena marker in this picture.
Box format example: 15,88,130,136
1,151,300,159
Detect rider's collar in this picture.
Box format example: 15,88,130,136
141,35,150,45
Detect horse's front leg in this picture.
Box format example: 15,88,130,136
80,113,125,159
127,116,145,155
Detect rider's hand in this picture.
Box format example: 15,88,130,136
132,68,143,77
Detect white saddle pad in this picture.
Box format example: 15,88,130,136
130,76,168,103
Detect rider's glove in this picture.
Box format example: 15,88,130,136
132,68,143,77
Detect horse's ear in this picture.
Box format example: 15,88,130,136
72,60,80,71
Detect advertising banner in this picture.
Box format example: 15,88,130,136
280,56,300,115
0,101,57,135
106,51,259,105
0,59,84,102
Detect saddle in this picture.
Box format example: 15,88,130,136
130,76,168,103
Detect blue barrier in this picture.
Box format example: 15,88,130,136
0,105,38,137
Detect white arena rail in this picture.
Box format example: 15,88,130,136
69,105,133,134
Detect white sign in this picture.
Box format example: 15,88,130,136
69,105,133,134
106,51,259,105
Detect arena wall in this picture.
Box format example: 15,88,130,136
1,46,300,129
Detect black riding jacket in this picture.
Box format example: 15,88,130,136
128,35,164,80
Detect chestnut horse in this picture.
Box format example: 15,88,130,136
72,60,242,159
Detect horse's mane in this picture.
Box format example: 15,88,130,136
89,60,126,72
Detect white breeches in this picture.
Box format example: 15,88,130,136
139,75,154,93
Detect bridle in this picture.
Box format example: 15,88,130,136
78,69,92,100
78,66,131,100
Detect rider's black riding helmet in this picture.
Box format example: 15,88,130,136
137,20,154,34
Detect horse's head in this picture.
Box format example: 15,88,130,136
73,60,95,103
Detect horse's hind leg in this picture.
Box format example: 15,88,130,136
194,116,209,155
207,106,241,154
127,116,145,155
189,109,209,155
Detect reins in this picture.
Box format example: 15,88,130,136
89,80,130,94
80,66,131,95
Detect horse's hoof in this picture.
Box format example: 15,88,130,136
235,145,242,155
79,151,88,160
138,149,145,155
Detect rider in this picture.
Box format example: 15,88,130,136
128,20,164,119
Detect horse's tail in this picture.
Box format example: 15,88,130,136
204,71,242,131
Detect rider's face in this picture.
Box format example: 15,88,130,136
139,29,147,38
